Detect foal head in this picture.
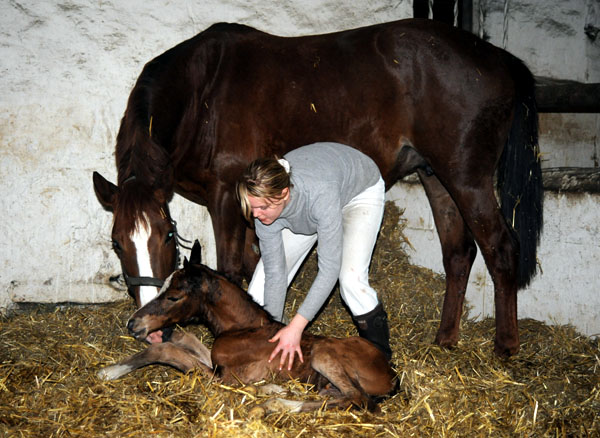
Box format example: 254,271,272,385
127,241,266,340
126,241,213,340
93,172,179,308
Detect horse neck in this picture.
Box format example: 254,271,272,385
115,111,173,190
203,276,273,336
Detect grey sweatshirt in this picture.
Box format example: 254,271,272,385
254,142,381,322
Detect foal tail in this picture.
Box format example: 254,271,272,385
497,58,543,288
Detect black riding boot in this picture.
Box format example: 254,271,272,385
352,303,392,361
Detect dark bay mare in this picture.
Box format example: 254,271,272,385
98,241,396,413
93,18,543,356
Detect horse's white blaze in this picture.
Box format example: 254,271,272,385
131,214,158,307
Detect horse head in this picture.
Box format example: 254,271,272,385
93,171,179,309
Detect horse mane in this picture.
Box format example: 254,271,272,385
115,23,257,193
115,76,173,191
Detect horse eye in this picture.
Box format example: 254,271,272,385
165,231,175,244
167,295,180,302
112,239,122,253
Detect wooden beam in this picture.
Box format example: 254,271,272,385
542,167,600,193
535,77,600,113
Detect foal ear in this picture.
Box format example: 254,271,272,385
190,240,202,265
93,171,118,210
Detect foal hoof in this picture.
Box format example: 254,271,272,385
96,364,131,381
248,406,266,419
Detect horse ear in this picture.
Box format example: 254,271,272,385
183,256,189,269
190,240,202,265
93,171,118,210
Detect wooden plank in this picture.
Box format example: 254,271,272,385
542,167,600,193
535,77,600,113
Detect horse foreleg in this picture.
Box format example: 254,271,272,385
97,335,213,380
208,183,249,285
169,331,212,368
419,172,477,349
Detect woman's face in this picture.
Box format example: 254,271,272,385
248,188,289,225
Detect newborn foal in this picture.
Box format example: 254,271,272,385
98,242,396,412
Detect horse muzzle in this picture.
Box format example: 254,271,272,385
127,317,149,341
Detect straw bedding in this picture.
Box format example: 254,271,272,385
1,203,598,437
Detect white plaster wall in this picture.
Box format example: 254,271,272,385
0,1,412,310
477,0,600,168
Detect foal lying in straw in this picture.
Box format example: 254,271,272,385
98,241,396,413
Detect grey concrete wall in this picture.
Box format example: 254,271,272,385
387,183,600,338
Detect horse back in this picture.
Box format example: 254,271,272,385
120,18,531,196
174,19,523,185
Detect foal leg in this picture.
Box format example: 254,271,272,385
97,332,213,380
419,172,477,349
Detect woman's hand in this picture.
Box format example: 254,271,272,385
268,314,309,370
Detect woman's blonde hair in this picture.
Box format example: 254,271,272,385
237,157,291,221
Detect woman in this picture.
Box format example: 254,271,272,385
237,142,391,370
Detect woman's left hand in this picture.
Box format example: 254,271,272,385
268,314,309,370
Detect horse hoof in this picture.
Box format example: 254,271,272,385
434,332,458,349
494,340,519,358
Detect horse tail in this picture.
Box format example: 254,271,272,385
497,57,543,288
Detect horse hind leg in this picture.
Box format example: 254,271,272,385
309,343,381,412
457,187,520,356
418,172,477,349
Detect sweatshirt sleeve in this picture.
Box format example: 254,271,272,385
296,189,344,321
255,220,288,321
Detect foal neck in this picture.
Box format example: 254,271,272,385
205,276,273,336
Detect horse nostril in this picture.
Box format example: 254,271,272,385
127,319,135,333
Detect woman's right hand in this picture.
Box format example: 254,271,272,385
268,314,309,370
